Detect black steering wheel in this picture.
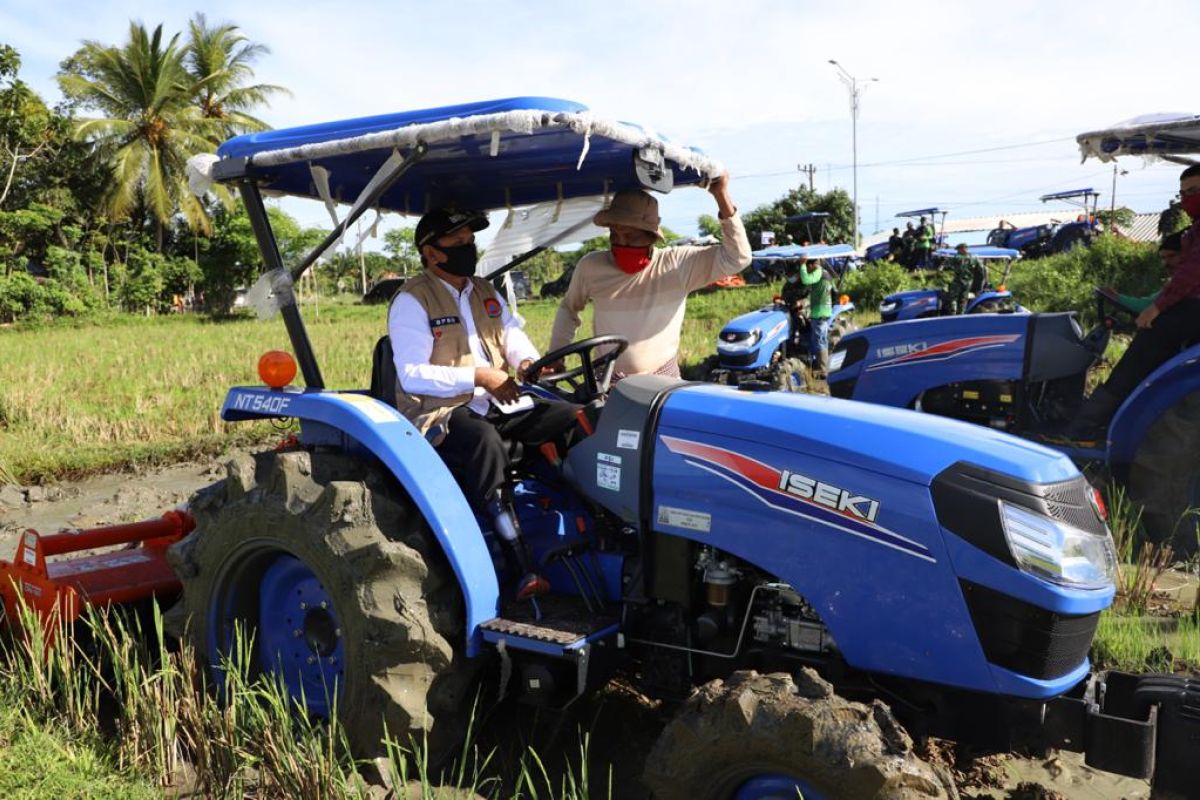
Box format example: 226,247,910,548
1093,287,1138,331
522,335,629,403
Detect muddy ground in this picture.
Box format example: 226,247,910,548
0,453,1156,798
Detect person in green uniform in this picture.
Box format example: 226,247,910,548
780,259,835,372
945,243,986,314
916,216,935,269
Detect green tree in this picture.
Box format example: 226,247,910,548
383,226,421,275
0,45,59,210
58,23,220,247
1159,199,1190,238
742,187,856,250
697,214,722,239
184,13,289,139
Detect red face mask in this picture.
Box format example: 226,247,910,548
1182,194,1200,219
612,245,652,274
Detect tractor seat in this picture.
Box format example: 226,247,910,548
371,335,539,462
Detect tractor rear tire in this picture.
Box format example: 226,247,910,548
166,450,475,760
644,670,956,800
1128,391,1200,558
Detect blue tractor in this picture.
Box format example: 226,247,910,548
878,246,1026,322
986,189,1101,257
709,244,857,389
864,207,949,265
830,288,1198,557
170,98,1200,798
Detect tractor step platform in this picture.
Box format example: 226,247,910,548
480,595,617,656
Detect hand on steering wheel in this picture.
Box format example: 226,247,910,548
521,335,630,403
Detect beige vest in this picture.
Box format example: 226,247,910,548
393,271,507,440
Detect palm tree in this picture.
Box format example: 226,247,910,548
58,22,219,248
185,13,289,138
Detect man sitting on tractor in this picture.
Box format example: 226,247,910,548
1066,165,1200,443
549,175,751,378
388,207,581,599
945,242,986,314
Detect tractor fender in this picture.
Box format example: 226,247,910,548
1108,343,1200,469
221,386,498,656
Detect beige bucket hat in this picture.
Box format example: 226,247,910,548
593,189,664,241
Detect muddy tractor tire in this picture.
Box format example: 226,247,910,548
644,670,956,800
166,450,475,759
1129,390,1200,558
771,357,813,393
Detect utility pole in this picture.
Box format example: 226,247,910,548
797,163,816,192
829,60,879,248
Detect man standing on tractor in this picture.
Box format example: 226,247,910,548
549,174,751,377
788,259,834,374
887,227,904,262
1067,165,1200,442
945,243,986,314
389,207,580,600
915,216,935,269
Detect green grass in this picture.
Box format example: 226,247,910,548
0,287,783,485
0,700,159,800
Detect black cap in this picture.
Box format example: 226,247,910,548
414,208,489,249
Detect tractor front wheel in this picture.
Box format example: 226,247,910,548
643,670,955,800
1128,391,1200,558
167,450,475,760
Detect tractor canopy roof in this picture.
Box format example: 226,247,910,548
1039,188,1097,202
205,96,723,214
933,245,1020,260
751,243,856,261
1077,113,1200,163
750,243,855,273
897,208,944,218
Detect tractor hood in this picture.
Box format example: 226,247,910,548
659,383,1077,487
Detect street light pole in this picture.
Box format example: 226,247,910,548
829,60,877,248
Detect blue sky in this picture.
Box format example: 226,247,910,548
3,0,1194,244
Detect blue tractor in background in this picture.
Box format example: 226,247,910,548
864,207,949,265
709,244,857,390
172,99,1200,798
986,189,1101,257
829,286,1199,560
878,246,1026,322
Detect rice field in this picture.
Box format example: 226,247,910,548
0,288,777,485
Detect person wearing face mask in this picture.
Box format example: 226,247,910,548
1064,165,1200,443
549,175,752,378
388,207,582,600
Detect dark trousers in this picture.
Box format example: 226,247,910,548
1082,297,1200,424
436,399,581,511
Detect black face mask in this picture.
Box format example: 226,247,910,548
436,242,478,277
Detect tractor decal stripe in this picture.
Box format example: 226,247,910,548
866,334,1021,372
660,436,935,562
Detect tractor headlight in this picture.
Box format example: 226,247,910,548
999,501,1116,589
879,300,898,314
718,329,761,353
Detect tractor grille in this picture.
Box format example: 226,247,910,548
720,350,759,367
960,579,1098,680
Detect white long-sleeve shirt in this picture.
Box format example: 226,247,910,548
388,276,539,415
